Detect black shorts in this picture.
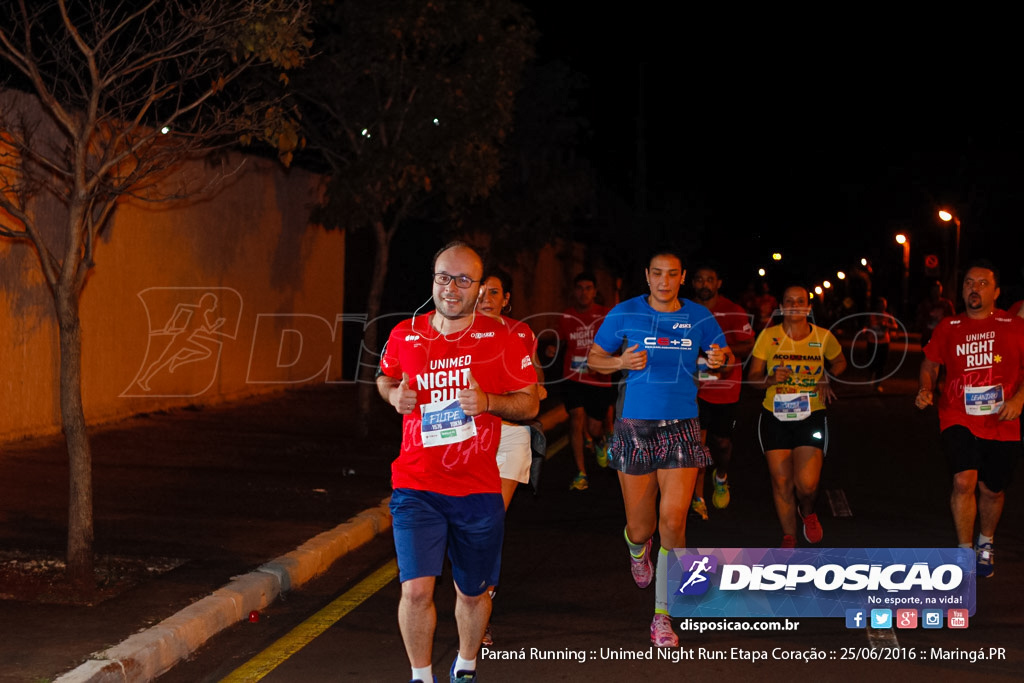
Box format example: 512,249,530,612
698,398,738,439
940,425,1021,493
757,408,829,453
564,380,616,421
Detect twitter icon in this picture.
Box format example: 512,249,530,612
871,609,892,628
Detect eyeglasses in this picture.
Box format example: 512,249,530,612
433,273,480,288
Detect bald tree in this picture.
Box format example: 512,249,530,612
294,0,536,414
0,0,311,589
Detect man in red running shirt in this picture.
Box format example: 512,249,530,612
690,263,755,517
916,260,1024,579
377,242,539,683
550,272,616,491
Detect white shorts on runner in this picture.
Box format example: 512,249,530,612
497,423,531,483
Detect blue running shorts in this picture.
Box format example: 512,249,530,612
390,488,504,596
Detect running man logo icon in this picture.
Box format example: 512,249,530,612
676,554,718,596
122,287,243,398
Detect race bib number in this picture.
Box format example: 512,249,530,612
570,355,588,372
773,393,812,421
420,399,477,447
964,385,1004,416
697,357,717,382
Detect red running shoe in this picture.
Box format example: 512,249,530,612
801,512,823,544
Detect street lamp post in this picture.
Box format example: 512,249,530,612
896,233,910,316
938,210,961,295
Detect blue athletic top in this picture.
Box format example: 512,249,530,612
592,295,725,420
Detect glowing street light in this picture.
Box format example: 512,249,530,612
896,232,910,314
938,209,962,295
823,280,832,289
860,258,868,266
772,252,782,261
758,267,766,277
837,271,846,280
814,285,823,295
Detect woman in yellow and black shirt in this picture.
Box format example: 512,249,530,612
748,285,846,548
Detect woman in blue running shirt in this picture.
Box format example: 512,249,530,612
587,248,731,648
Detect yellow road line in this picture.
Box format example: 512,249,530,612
221,559,398,682
222,428,563,681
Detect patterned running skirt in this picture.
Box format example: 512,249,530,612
608,417,712,475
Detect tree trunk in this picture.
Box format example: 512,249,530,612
56,288,95,591
356,220,393,430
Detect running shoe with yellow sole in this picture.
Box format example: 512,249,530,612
595,437,609,468
711,468,730,509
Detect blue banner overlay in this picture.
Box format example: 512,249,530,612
668,548,975,618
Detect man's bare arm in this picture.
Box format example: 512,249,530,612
489,384,540,422
377,373,417,414
915,358,941,409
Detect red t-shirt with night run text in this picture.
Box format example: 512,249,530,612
557,304,611,386
923,310,1024,441
697,295,755,405
380,313,536,496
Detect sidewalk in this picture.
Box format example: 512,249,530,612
0,385,403,683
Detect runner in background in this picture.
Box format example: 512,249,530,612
475,266,547,646
690,263,755,517
865,296,899,392
915,279,955,346
548,272,616,491
754,281,780,331
476,267,547,507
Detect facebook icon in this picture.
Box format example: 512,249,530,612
845,609,866,629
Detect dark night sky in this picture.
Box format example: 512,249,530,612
525,7,1024,307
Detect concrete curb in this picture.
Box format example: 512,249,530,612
54,497,393,683
53,404,568,683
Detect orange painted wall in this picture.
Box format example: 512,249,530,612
1,155,344,442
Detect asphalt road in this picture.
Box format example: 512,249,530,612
157,350,1024,682
0,386,400,683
